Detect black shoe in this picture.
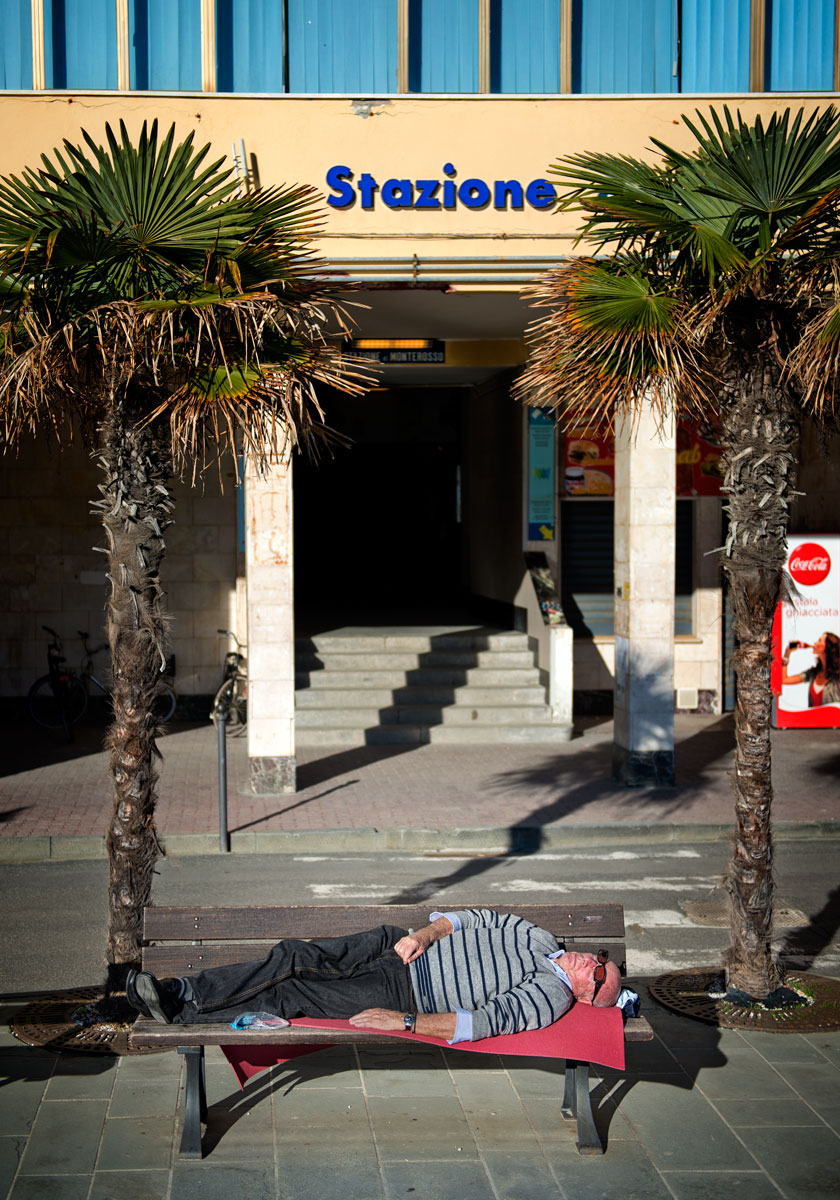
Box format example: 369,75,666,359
125,969,152,1019
129,970,184,1024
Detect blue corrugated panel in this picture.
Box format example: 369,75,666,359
493,0,560,92
1,0,32,88
573,0,678,93
217,0,284,93
288,0,398,92
681,0,750,91
770,0,834,90
44,0,117,88
408,0,479,92
130,0,201,90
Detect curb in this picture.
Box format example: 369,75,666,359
3,821,840,862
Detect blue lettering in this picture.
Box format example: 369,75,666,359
414,179,441,209
382,178,414,208
442,162,457,209
325,165,355,209
458,178,491,209
525,179,557,209
493,180,524,209
358,172,379,209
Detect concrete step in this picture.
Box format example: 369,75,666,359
295,685,548,708
295,722,572,747
296,650,536,671
296,632,530,654
295,705,556,728
295,667,541,689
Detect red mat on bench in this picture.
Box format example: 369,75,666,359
222,1004,625,1088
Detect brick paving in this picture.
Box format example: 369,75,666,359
1,714,838,843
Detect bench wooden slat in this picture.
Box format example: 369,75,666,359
142,940,628,978
132,1013,653,1048
142,903,626,943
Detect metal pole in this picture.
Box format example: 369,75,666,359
217,712,230,852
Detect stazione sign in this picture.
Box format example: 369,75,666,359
326,163,557,210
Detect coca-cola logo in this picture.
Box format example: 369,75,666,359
789,542,831,586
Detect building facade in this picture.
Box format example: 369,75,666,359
1,0,838,789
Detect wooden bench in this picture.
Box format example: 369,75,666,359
129,903,653,1158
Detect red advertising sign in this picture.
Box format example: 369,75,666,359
772,534,840,729
562,423,723,497
562,432,614,495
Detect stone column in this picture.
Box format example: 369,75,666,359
612,405,676,785
245,449,296,794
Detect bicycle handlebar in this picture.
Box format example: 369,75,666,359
42,625,60,639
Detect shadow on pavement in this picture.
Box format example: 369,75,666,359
779,884,840,972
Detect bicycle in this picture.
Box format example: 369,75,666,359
211,629,247,733
28,627,177,738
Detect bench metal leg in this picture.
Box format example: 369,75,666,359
178,1046,207,1159
560,1060,604,1156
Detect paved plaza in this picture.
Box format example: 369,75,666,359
1,713,838,1198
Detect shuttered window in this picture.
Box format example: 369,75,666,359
680,0,751,92
561,500,694,637
289,0,398,93
768,0,835,91
216,0,284,92
573,0,678,93
0,0,31,88
492,0,561,93
408,0,479,92
44,0,118,89
131,0,201,90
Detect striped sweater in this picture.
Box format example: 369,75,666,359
408,908,572,1041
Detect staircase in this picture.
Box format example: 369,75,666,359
295,628,572,746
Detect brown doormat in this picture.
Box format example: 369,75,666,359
10,987,164,1055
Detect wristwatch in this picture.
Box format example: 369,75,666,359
403,1012,416,1033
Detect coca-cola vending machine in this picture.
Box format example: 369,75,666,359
772,534,840,728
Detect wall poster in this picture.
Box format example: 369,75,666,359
528,408,555,540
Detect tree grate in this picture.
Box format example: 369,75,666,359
680,900,808,928
650,968,840,1032
10,987,163,1056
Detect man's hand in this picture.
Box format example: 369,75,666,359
393,915,454,964
349,1008,458,1041
349,1008,405,1031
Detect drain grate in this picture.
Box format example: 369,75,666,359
680,900,807,928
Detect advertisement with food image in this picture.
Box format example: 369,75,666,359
562,424,723,498
563,431,615,495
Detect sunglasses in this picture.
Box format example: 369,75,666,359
591,950,610,1002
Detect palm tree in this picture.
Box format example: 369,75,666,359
517,106,840,1001
0,121,366,990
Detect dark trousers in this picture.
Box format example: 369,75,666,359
175,924,414,1024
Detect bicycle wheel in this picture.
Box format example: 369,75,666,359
154,684,177,723
28,675,88,731
212,678,247,732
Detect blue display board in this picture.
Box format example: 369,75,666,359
528,408,555,541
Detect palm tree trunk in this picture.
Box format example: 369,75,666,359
97,390,173,991
720,354,797,998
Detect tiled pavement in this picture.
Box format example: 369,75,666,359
3,982,840,1200
2,714,839,853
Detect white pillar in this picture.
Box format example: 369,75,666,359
612,405,676,785
549,623,574,730
245,449,296,794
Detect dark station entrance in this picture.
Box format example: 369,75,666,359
293,387,471,625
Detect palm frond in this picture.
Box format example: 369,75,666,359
516,258,714,429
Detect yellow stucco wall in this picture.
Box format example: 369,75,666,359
0,92,832,262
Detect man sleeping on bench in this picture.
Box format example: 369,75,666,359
125,907,624,1041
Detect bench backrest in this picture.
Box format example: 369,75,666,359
141,903,627,978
